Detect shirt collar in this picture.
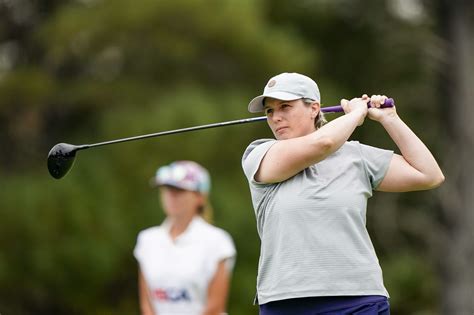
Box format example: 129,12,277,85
162,215,205,244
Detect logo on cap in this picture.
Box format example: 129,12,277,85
267,80,276,88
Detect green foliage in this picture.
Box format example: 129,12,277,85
382,253,439,315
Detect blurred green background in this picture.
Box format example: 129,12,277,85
1,0,473,314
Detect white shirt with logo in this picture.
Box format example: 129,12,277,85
134,216,236,315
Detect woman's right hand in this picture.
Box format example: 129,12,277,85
340,94,369,126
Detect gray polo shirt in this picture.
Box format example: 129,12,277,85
242,139,393,304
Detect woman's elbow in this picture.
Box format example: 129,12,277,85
314,136,335,154
426,171,445,189
434,172,445,187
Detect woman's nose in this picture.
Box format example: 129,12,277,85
271,110,282,122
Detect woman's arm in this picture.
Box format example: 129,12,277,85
256,97,368,183
201,260,232,315
369,96,445,192
138,269,156,315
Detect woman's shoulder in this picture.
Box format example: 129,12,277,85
336,140,367,155
197,219,234,243
342,140,390,155
242,138,275,159
245,138,275,150
343,140,362,149
249,138,275,145
137,225,165,241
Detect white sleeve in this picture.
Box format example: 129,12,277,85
217,230,237,272
133,227,159,265
133,230,145,263
206,230,237,279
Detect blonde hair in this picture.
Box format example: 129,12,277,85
303,98,327,129
195,192,213,223
198,201,214,223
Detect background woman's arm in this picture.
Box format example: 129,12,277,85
202,260,231,315
138,269,156,315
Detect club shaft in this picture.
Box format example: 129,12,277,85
82,116,268,149
80,98,394,150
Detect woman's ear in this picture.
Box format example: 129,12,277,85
311,102,320,118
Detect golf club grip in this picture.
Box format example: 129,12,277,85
321,98,395,113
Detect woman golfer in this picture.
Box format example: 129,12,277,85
134,161,236,315
242,72,444,314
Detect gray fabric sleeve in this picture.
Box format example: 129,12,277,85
241,139,276,185
358,142,394,189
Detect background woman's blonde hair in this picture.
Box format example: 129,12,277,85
198,198,214,223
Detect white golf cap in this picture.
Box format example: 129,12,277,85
248,72,321,113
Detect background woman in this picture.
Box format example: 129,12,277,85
134,161,236,315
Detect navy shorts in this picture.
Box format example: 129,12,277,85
259,295,390,315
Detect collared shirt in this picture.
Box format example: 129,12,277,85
242,139,393,304
134,216,236,315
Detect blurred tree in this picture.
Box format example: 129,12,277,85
432,0,474,314
0,0,69,170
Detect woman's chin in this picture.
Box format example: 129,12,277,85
275,132,292,140
274,130,291,140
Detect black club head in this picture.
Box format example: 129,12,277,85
47,143,79,179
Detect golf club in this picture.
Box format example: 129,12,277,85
47,98,394,179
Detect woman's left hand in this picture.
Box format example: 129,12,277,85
367,94,397,122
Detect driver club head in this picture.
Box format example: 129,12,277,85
47,143,80,179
